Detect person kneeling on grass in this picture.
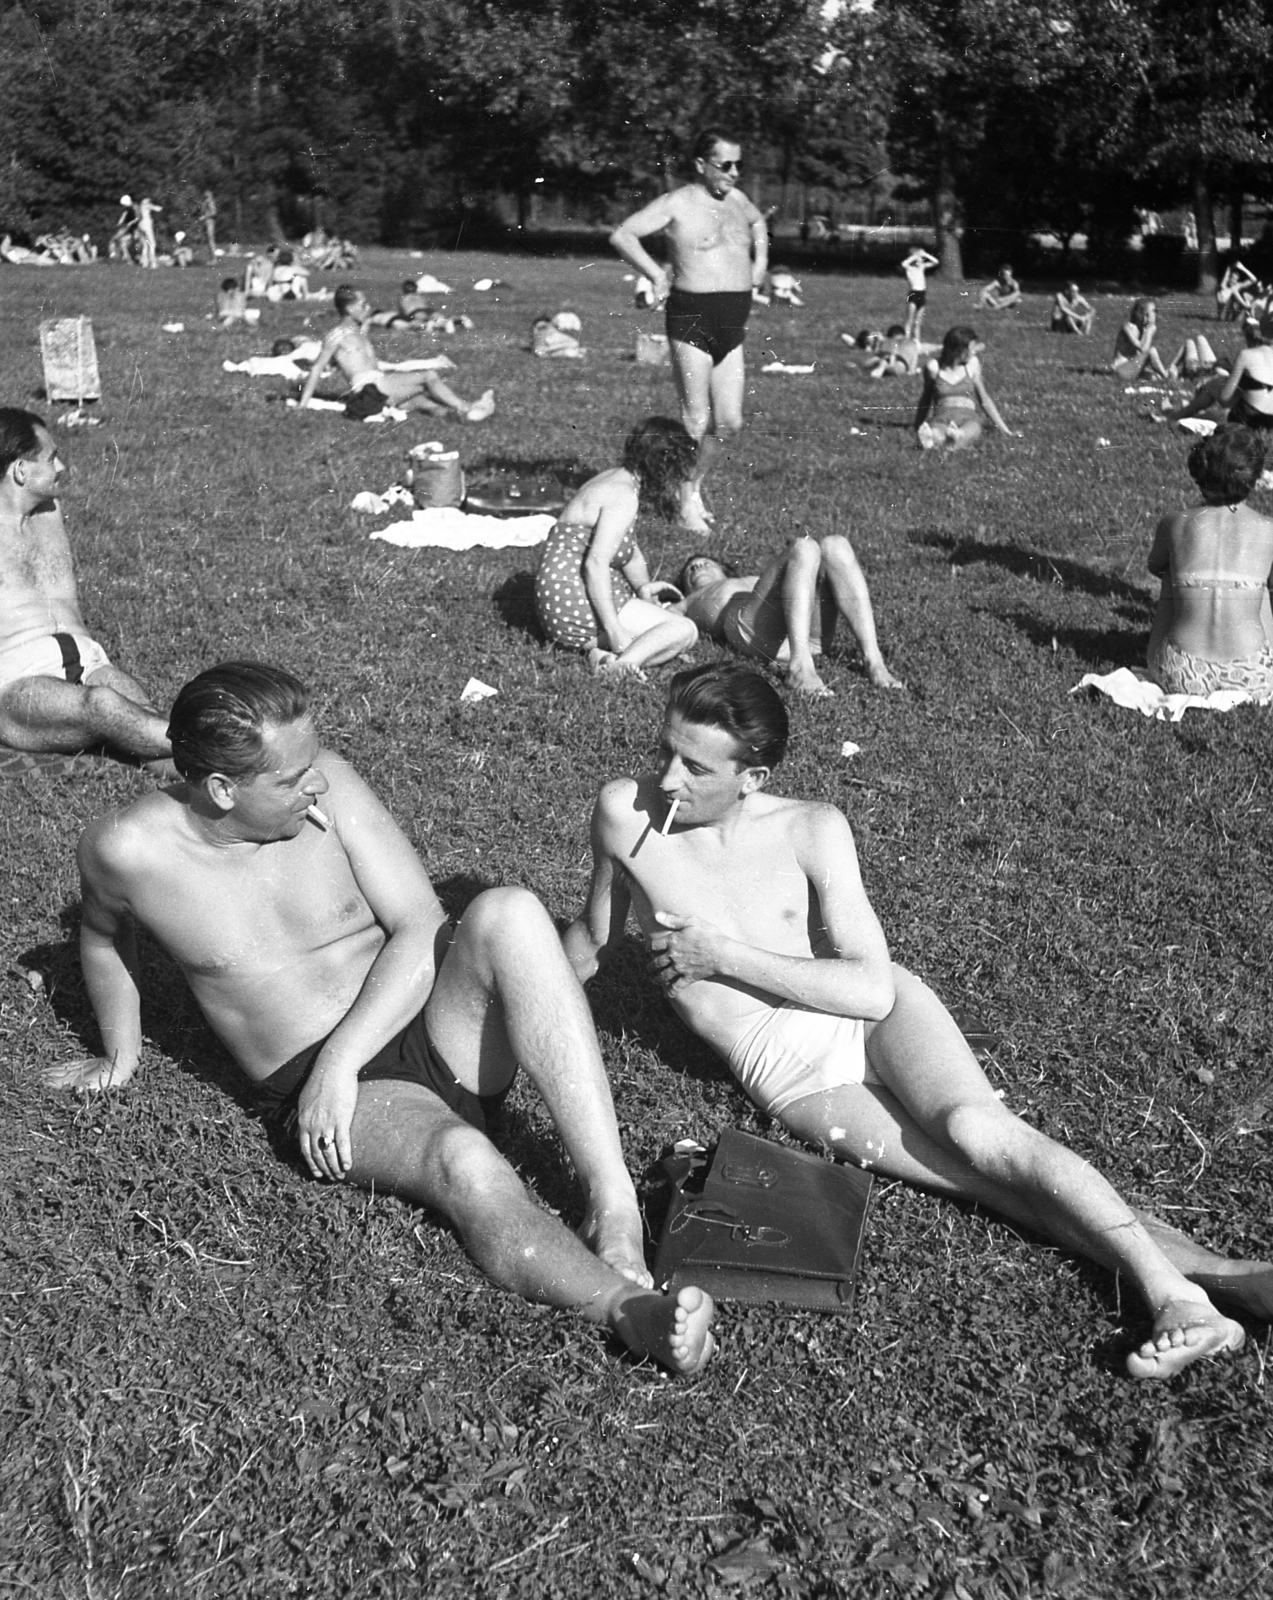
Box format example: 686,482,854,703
0,409,171,765
567,663,1273,1380
298,284,494,423
914,327,1016,450
48,662,713,1376
675,534,903,695
534,418,698,680
1146,425,1273,699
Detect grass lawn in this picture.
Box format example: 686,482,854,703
2,249,1271,1600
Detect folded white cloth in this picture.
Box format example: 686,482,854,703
371,509,554,549
225,355,305,378
1071,666,1252,721
286,398,409,423
761,361,815,374
1178,417,1217,437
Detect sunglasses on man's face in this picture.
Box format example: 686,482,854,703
706,158,742,173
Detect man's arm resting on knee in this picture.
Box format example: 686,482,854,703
295,757,449,1177
562,787,634,982
651,804,895,1018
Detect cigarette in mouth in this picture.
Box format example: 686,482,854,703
306,804,330,830
661,798,680,836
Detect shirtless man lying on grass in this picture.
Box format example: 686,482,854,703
0,409,171,763
566,663,1272,1379
48,661,712,1375
676,533,904,695
298,285,494,423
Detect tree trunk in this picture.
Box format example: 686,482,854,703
1192,169,1218,294
933,139,963,280
1229,188,1243,256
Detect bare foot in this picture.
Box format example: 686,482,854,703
579,1202,652,1289
613,1285,715,1375
465,389,495,422
917,422,939,451
42,1055,136,1093
867,662,906,690
587,647,615,675
787,662,833,698
593,656,647,682
1126,1299,1245,1380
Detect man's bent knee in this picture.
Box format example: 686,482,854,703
458,884,553,950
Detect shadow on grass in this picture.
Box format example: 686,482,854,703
924,530,1154,607
492,569,542,639
976,606,1147,670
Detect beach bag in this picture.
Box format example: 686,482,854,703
653,1127,872,1313
406,442,464,508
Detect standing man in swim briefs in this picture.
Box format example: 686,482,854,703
0,409,171,763
900,246,939,341
298,285,495,422
50,661,713,1376
609,130,768,534
566,663,1273,1380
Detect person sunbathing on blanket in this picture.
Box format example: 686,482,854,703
1146,424,1273,700
298,285,494,423
566,663,1273,1380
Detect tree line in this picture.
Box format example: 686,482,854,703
2,0,1269,287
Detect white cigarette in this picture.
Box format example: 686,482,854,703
306,804,330,830
661,798,680,836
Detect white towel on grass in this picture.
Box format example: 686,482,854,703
371,508,554,549
761,361,816,374
286,398,409,423
1071,666,1253,721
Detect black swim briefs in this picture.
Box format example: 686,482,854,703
252,1005,510,1144
906,289,927,309
344,382,388,420
665,288,752,366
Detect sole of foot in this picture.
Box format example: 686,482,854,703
1126,1303,1245,1380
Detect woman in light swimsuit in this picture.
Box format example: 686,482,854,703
1146,424,1273,699
534,418,699,678
913,326,1016,450
1218,309,1273,432
1113,298,1171,384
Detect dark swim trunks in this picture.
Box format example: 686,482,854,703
344,382,389,420
1229,394,1273,432
252,1005,510,1145
665,288,753,366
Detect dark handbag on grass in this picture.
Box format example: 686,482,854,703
653,1127,872,1314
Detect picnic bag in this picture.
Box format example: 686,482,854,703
653,1127,872,1313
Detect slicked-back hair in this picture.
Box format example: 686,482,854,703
1187,424,1267,505
334,283,361,316
0,408,46,479
167,662,311,783
622,416,698,520
692,128,741,163
666,663,788,770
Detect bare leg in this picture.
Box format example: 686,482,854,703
379,370,495,422
947,416,984,450
818,535,904,689
669,339,716,533
344,1080,713,1373
777,966,1250,1379
727,541,829,694
424,887,650,1285
0,670,170,758
592,598,697,680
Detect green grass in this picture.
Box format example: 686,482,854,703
2,251,1272,1599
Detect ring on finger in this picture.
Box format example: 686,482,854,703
318,1134,333,1148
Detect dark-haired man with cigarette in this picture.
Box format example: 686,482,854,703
566,663,1273,1380
51,661,714,1375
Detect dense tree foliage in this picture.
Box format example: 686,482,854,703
2,0,1270,283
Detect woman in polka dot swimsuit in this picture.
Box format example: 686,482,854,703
535,418,699,678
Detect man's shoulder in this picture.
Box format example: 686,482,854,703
79,789,183,881
753,792,852,847
594,774,641,822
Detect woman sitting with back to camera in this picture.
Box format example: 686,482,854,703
1147,424,1273,700
535,418,698,679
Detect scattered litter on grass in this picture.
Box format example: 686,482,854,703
371,507,554,549
474,279,495,291
1072,666,1257,721
1096,437,1111,448
841,740,861,757
460,677,498,703
413,273,452,293
761,361,815,374
54,409,99,428
350,485,415,514
1124,384,1163,394
161,321,185,333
